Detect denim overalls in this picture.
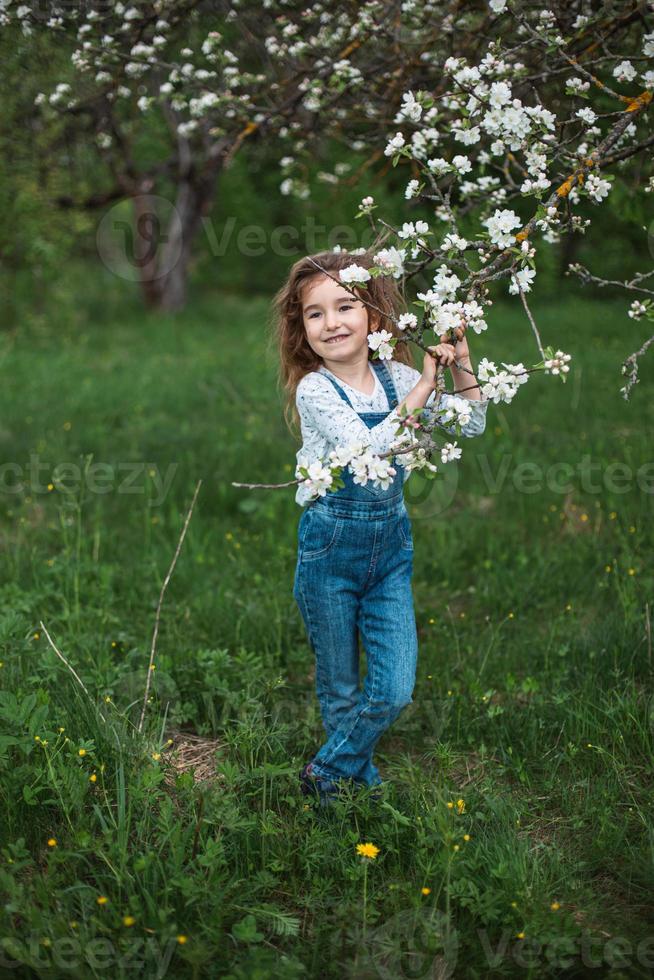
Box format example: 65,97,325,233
293,358,419,797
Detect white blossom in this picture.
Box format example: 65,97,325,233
612,60,637,83
441,441,463,463
483,208,522,247
373,247,406,278
384,132,405,156
509,267,536,294
543,350,572,378
585,173,611,203
367,329,395,360
397,312,418,331
339,264,371,285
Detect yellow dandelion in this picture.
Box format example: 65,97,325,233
516,931,525,940
34,735,41,743
587,743,592,748
428,618,435,624
609,511,617,519
122,916,136,927
628,568,636,576
510,901,518,909
550,901,560,911
356,842,380,860
463,834,471,842
78,748,86,757
152,752,161,761
47,838,57,847
104,696,111,703
47,483,54,491
96,895,108,905
580,513,588,522
58,727,65,733
33,631,40,640
427,674,432,679
629,525,636,533
447,801,454,809
177,935,188,945
447,690,453,696
111,641,117,648
456,799,465,814
565,603,572,611
225,532,233,540
459,611,465,618
89,773,97,783
69,921,78,929
508,611,514,619
453,844,460,852
421,887,431,895
149,664,156,671
166,738,174,745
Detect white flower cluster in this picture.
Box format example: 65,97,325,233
543,350,572,378
339,264,371,285
367,329,395,360
477,358,529,403
508,267,536,295
437,395,473,427
389,427,440,476
483,208,522,248
373,247,406,278
584,173,611,203
416,265,488,334
295,440,398,499
627,299,651,320
397,312,418,331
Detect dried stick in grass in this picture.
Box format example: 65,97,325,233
138,479,202,734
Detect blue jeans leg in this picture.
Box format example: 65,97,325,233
293,571,361,740
310,547,418,787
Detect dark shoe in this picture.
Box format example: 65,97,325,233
299,762,343,806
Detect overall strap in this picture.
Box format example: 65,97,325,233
370,358,399,410
318,359,400,411
319,371,354,409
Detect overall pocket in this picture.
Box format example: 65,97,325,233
300,509,343,562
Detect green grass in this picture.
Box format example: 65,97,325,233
0,267,653,978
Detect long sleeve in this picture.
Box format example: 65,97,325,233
390,361,489,439
296,374,406,455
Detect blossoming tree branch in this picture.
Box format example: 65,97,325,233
232,0,653,500
6,0,651,498
8,0,652,320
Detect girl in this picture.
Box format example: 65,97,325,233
273,248,489,806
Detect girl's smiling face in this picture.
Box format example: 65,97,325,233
301,274,377,362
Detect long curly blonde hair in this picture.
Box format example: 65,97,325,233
270,244,416,439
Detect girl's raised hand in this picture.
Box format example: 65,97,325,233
421,343,456,387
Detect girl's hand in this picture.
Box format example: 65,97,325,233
440,316,470,361
422,343,456,387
